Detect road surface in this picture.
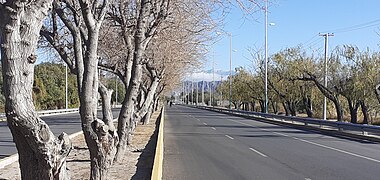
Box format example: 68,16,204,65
163,105,380,180
0,108,120,158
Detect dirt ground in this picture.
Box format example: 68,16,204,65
0,112,160,180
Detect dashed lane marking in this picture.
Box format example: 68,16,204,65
249,147,268,157
225,135,234,140
227,118,380,164
211,127,216,130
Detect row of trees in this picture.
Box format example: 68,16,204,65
0,0,226,179
217,46,380,124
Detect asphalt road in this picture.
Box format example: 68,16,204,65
0,108,120,159
163,105,380,180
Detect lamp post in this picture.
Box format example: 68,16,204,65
65,63,68,110
216,31,233,110
264,0,268,113
115,75,118,107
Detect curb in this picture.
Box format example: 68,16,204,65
151,106,165,180
0,130,85,170
0,117,119,169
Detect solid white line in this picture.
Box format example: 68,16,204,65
227,118,380,164
249,147,268,157
225,135,234,140
211,127,216,130
203,122,207,125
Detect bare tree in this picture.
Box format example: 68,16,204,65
0,1,71,179
39,0,120,179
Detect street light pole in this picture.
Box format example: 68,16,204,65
320,33,334,120
65,63,68,110
115,75,118,107
216,31,233,109
229,32,232,110
264,0,268,113
212,53,215,107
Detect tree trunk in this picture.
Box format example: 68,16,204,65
347,98,360,124
135,77,160,123
259,100,265,113
333,99,344,122
271,101,278,114
282,102,290,116
0,1,71,179
360,100,369,124
115,58,144,162
95,83,119,179
289,101,297,116
303,97,313,118
142,102,154,124
375,84,380,104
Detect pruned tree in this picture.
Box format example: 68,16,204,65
39,0,120,179
0,0,71,179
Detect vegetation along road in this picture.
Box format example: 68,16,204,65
163,105,380,180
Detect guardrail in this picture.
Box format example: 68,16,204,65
191,105,380,140
151,106,164,180
0,108,79,122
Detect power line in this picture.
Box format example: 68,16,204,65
322,18,380,34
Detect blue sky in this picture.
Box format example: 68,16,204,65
205,0,380,76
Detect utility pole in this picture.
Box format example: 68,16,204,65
320,33,334,120
65,63,68,110
229,32,232,110
202,80,204,105
212,56,215,107
115,76,118,107
209,82,212,106
264,0,268,113
196,81,199,105
191,80,194,105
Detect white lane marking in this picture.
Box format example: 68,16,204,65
249,147,268,157
196,119,201,121
305,178,312,180
227,118,380,164
203,122,208,125
292,137,380,163
225,135,234,140
211,127,216,130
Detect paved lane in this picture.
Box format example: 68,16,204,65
163,105,380,180
0,108,120,158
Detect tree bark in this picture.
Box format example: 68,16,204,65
282,102,290,116
0,1,71,179
135,77,160,123
360,100,369,124
259,100,265,113
375,84,380,104
303,97,313,118
347,98,360,124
